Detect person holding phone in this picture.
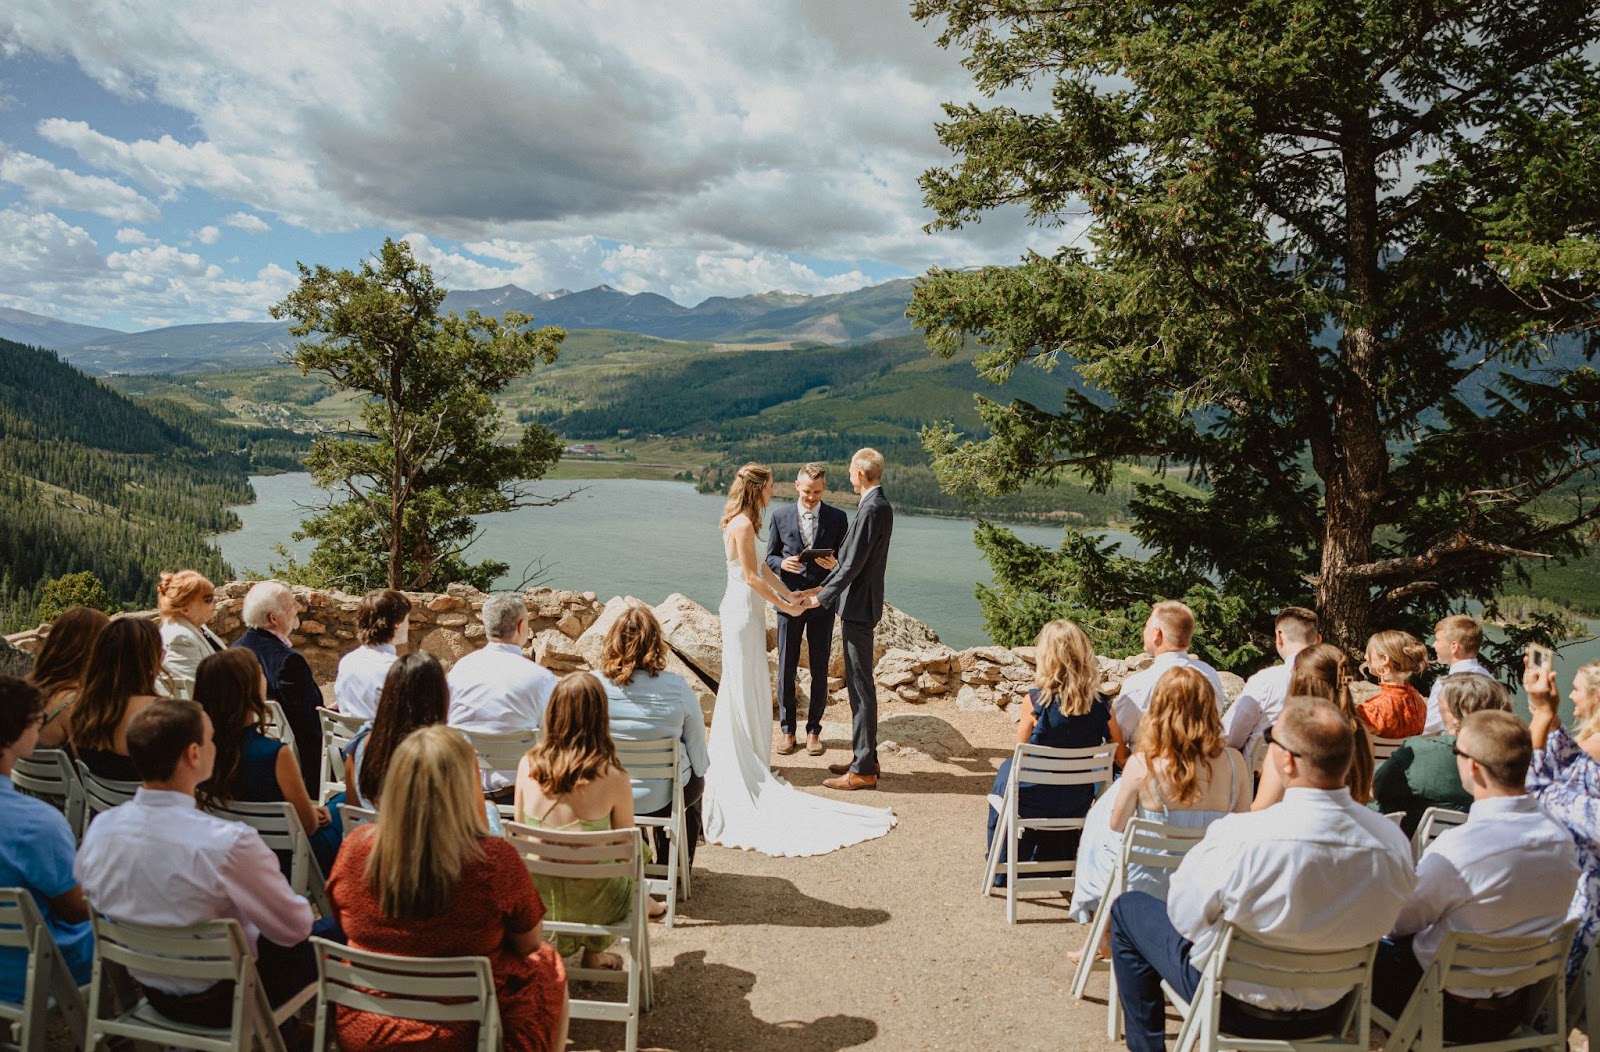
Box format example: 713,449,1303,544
764,462,847,757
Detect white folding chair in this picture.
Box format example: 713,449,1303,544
316,708,364,804
1161,925,1377,1052
462,729,540,818
503,822,651,1052
209,800,334,917
1371,735,1410,765
1409,806,1468,862
337,803,377,833
1247,737,1270,776
261,700,302,775
84,914,313,1052
310,937,501,1052
11,748,85,840
1067,817,1208,1039
0,888,87,1052
982,742,1116,923
615,737,690,927
1373,921,1576,1052
71,762,136,829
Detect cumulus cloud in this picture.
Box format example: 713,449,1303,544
194,224,220,244
223,211,269,233
114,226,150,244
0,144,158,222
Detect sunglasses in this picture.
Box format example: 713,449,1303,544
1263,725,1301,758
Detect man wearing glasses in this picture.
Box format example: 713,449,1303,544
1109,696,1416,1052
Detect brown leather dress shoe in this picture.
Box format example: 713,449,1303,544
775,733,799,756
806,733,824,756
823,772,877,791
827,762,853,775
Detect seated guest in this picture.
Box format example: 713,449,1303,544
1112,696,1416,1052
598,605,710,866
1358,630,1429,738
0,676,92,1001
1524,658,1600,979
1377,710,1579,1041
71,617,164,783
333,589,412,720
156,570,225,699
448,594,556,801
344,653,450,811
194,649,341,871
1375,674,1512,835
1424,614,1492,734
986,618,1126,875
1071,666,1250,941
327,725,568,1052
74,699,328,1028
515,672,663,968
26,606,109,749
1221,607,1320,754
231,581,322,795
1253,644,1374,808
1113,601,1228,748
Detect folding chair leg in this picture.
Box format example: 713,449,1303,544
1004,813,1019,924
1070,895,1111,999
981,822,1003,897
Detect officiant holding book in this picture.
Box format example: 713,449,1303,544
765,462,848,757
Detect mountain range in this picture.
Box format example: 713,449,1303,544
0,279,918,375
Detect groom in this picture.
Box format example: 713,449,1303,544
816,448,894,791
766,462,848,758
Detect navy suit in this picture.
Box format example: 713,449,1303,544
232,628,323,795
765,501,849,736
815,486,894,775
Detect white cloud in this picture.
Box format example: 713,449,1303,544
114,226,150,244
194,224,220,244
223,211,269,233
0,144,158,222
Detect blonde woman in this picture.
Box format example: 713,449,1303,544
156,570,225,699
1359,630,1430,738
985,619,1125,870
327,725,568,1052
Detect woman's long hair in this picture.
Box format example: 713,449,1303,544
366,725,487,919
1032,619,1098,716
358,653,450,806
720,463,772,534
1574,661,1600,742
1291,643,1374,803
194,650,269,811
29,606,111,701
602,605,669,686
525,672,620,797
73,617,162,754
1138,666,1225,805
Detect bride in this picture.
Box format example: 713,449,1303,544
701,463,897,857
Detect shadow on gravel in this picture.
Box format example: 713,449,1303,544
681,873,890,929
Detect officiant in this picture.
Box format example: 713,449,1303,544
765,462,848,757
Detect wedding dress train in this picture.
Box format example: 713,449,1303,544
701,549,897,857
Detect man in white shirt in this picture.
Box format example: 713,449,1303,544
1221,607,1320,754
333,588,412,719
1110,696,1417,1052
1114,600,1228,746
1423,614,1493,734
75,698,326,1028
447,594,557,798
1376,709,1579,1040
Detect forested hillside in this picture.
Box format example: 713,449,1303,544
0,338,311,630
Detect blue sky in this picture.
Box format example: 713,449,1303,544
0,2,1063,332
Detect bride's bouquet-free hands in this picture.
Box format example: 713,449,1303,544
779,589,822,617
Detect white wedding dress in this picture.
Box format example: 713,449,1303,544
701,521,897,857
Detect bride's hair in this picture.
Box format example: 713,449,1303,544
720,463,773,533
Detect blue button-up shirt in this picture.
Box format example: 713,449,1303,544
601,671,709,814
0,773,93,999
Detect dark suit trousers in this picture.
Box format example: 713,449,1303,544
840,618,878,775
776,605,835,735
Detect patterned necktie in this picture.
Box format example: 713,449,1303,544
801,510,817,548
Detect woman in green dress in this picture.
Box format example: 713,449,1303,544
514,672,662,970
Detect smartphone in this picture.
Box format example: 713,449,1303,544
1527,642,1555,670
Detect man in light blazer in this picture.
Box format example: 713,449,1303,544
765,462,848,757
815,448,894,790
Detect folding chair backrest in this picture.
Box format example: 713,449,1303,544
1410,806,1467,861
1247,736,1270,775
210,800,332,916
73,761,137,825
1437,922,1575,999
502,821,640,881
12,748,84,837
614,737,679,784
262,700,290,742
0,887,72,1052
464,729,540,784
312,937,500,1051
339,803,378,832
1118,817,1206,875
1216,929,1375,996
1369,735,1409,764
92,914,246,989
317,708,364,800
1011,742,1116,787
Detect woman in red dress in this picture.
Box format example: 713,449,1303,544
327,725,568,1051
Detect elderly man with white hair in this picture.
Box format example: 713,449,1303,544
447,594,557,801
231,580,322,794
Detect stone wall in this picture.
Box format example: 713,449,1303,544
4,582,1258,718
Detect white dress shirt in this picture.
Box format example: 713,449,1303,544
1423,657,1494,734
1392,794,1579,995
1114,651,1229,746
1167,787,1417,1010
1220,662,1292,753
74,788,313,993
334,643,398,720
447,642,557,788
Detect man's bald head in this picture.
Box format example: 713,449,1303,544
1274,695,1355,788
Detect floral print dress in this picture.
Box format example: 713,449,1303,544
1526,725,1600,979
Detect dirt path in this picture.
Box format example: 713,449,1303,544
567,702,1127,1052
